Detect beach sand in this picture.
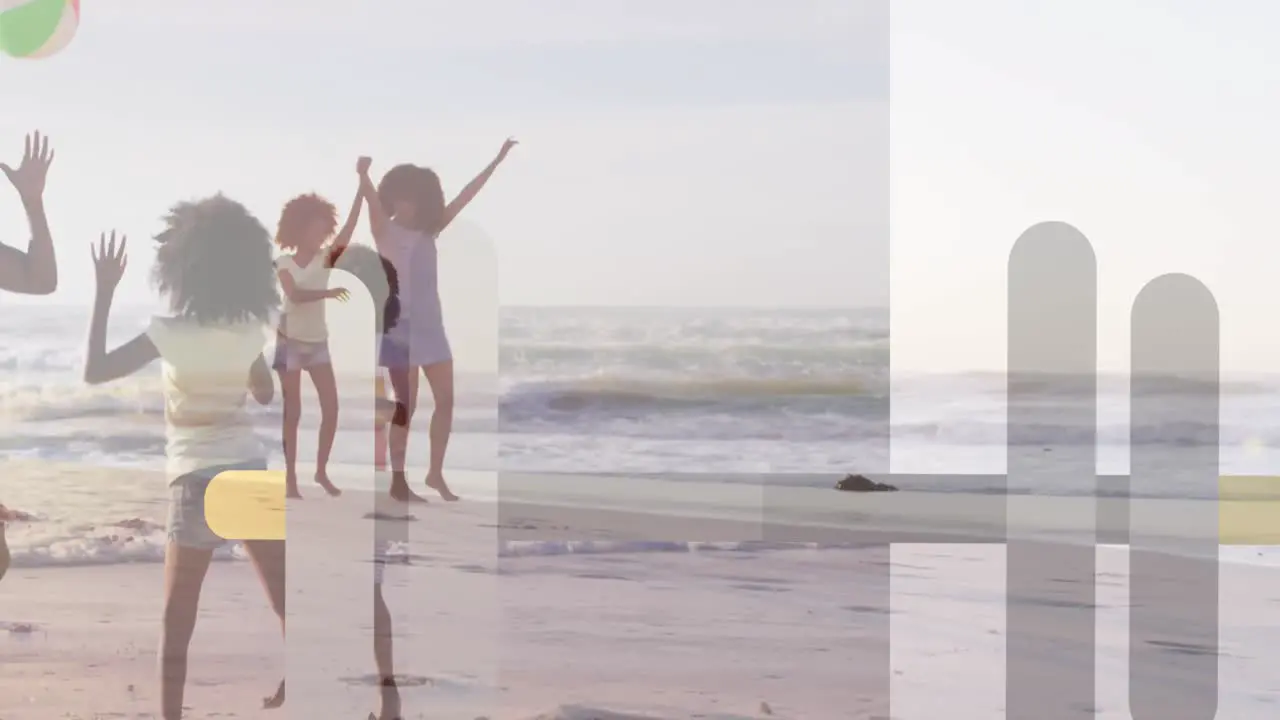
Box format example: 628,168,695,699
3,463,1280,718
2,462,891,719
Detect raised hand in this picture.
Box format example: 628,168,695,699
1,131,54,203
498,137,518,160
327,287,350,302
91,231,128,293
357,156,372,177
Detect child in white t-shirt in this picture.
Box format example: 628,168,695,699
272,157,367,498
82,197,285,719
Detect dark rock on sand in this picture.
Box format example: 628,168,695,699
835,474,898,492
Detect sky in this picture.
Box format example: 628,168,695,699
8,2,1278,375
893,0,1280,373
0,0,887,310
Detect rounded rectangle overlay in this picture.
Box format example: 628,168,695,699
205,470,287,541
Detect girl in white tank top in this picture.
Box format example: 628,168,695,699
81,197,286,718
271,160,367,498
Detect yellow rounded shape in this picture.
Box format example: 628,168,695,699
1220,475,1280,545
204,470,287,541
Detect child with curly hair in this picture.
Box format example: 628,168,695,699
272,158,369,498
360,138,517,503
82,196,285,718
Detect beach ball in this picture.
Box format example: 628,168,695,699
0,0,79,59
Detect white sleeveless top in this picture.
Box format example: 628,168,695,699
146,317,269,483
276,254,330,342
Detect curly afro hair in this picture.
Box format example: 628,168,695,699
275,193,338,250
151,194,280,325
377,164,445,234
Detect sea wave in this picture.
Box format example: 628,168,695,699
0,378,161,422
0,372,1271,450
4,531,847,569
6,518,243,569
0,376,497,424
11,532,1279,569
501,375,883,416
498,539,857,558
908,370,1278,397
895,420,1236,446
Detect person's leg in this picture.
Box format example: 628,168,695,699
160,540,215,720
421,361,459,501
374,372,393,471
306,361,341,496
0,505,33,582
0,519,9,584
373,581,402,718
387,366,426,503
243,539,287,709
160,476,224,720
277,367,304,499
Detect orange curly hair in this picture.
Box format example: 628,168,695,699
275,193,337,250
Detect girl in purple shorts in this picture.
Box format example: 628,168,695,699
358,138,517,503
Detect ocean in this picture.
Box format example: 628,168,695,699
2,304,1277,568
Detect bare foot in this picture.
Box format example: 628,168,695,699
315,471,342,497
425,472,459,502
389,473,428,504
263,678,285,709
374,680,402,719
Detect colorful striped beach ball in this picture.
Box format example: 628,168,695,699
0,0,79,59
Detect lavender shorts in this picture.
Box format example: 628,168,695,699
272,333,331,371
378,329,451,369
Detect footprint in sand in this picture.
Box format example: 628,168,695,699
363,512,418,522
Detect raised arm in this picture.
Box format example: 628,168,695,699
439,137,517,233
327,156,371,267
84,232,159,384
358,156,389,245
0,132,57,295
